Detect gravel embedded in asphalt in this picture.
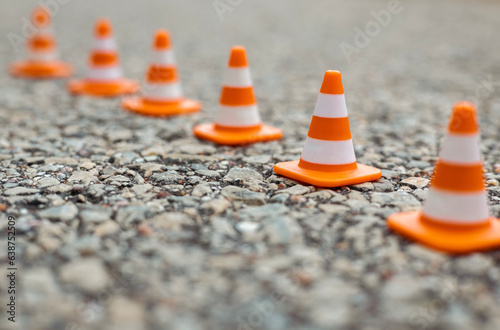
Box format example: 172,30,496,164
1,0,500,329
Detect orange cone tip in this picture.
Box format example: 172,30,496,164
320,70,344,95
387,101,500,254
67,18,138,97
9,6,73,79
193,45,282,145
33,7,50,27
154,30,171,50
122,29,201,116
273,70,381,187
228,46,248,67
95,19,112,38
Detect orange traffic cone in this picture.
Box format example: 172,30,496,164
387,101,500,254
193,46,282,145
9,6,72,79
122,29,201,116
274,70,381,187
68,19,138,97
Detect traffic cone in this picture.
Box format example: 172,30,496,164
193,46,282,145
9,6,73,79
274,70,381,187
68,19,138,97
122,29,201,116
387,101,500,254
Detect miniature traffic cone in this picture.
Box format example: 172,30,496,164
68,19,138,97
122,29,201,116
9,6,73,79
274,70,381,187
193,46,282,145
387,101,500,254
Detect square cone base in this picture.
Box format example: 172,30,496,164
387,211,500,254
68,78,139,97
9,61,73,79
273,160,381,187
193,123,282,146
122,97,201,117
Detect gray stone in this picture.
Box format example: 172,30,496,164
39,203,78,221
104,175,131,184
192,183,212,197
373,179,394,192
371,191,421,210
401,177,429,189
59,258,110,293
87,184,106,198
116,206,154,225
94,221,120,237
200,198,230,215
270,193,289,203
456,254,493,276
275,184,310,195
67,171,98,185
318,204,350,214
38,177,60,188
196,169,221,178
44,157,78,165
224,167,263,182
140,163,164,177
131,184,153,195
238,204,288,220
221,186,266,205
4,187,40,196
80,206,112,223
149,171,184,184
350,182,375,191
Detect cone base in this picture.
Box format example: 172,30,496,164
9,60,73,79
68,78,139,97
122,97,201,117
193,123,282,146
273,160,381,187
387,211,500,254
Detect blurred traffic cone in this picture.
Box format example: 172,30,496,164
122,29,201,116
387,101,500,253
68,18,138,97
274,70,381,187
9,6,72,79
193,46,282,145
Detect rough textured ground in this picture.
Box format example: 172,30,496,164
1,0,500,329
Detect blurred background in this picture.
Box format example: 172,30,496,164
1,0,500,329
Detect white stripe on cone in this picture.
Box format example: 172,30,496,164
28,50,58,62
439,134,481,164
87,66,122,81
313,93,348,118
37,27,53,35
223,67,252,87
93,38,116,50
422,188,489,225
215,105,261,127
143,82,183,101
150,50,175,66
300,137,356,165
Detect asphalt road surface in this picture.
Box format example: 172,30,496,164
1,0,500,329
